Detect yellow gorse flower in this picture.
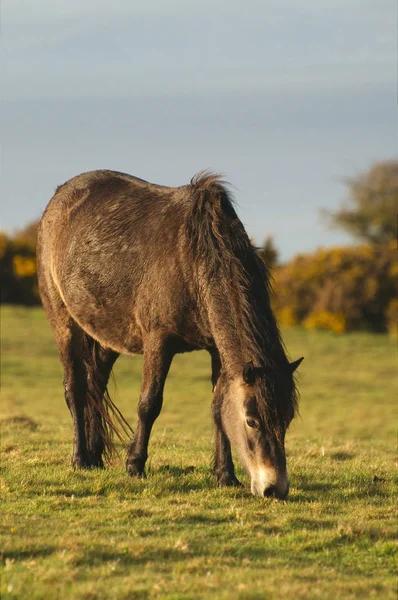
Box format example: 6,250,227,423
12,255,37,278
303,311,346,334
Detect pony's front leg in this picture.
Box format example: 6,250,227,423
212,402,243,488
126,333,173,478
210,350,242,488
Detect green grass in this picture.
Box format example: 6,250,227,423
1,306,397,599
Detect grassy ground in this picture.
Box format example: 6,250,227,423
1,306,397,599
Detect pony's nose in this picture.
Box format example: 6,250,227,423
263,485,277,498
263,484,289,500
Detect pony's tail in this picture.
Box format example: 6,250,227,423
82,334,133,462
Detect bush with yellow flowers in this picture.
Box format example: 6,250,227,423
303,311,346,334
272,243,397,333
0,232,40,305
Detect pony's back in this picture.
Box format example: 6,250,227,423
38,170,203,353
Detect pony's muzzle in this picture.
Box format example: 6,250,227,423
262,481,289,499
251,468,289,499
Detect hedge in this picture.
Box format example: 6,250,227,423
0,233,40,305
271,243,397,333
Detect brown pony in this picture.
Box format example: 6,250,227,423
37,170,303,498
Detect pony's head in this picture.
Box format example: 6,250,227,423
218,357,303,498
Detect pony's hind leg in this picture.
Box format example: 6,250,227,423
126,333,173,477
57,322,93,468
37,241,119,468
82,337,119,467
37,268,92,467
56,323,120,469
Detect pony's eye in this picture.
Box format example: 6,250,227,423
246,418,258,429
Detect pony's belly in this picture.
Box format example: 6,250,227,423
81,316,144,355
59,289,144,354
95,326,144,355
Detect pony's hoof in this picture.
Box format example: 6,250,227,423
217,474,243,488
71,455,91,469
89,457,105,469
72,454,104,469
126,460,145,478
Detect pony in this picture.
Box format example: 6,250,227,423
37,169,303,498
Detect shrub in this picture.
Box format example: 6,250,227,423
273,243,396,333
0,233,40,305
303,311,346,334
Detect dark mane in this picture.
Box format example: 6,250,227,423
187,170,280,367
187,171,298,438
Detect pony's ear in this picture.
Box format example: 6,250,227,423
290,357,304,373
243,361,256,385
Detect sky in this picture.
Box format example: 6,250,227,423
1,0,396,260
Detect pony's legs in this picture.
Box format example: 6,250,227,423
38,252,120,468
55,321,119,468
84,340,119,467
57,322,92,468
38,272,91,467
126,334,173,477
210,350,242,487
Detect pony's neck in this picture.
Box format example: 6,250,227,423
204,277,266,374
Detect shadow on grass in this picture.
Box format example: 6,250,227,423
157,465,196,476
330,452,355,461
14,472,225,499
342,484,394,501
1,546,56,561
171,512,235,526
150,478,216,495
73,547,191,568
289,517,335,531
127,508,154,518
290,477,393,503
74,528,396,573
289,479,338,502
301,527,397,553
1,415,38,431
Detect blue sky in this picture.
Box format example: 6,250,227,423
1,0,396,260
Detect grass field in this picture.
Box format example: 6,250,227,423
1,306,397,599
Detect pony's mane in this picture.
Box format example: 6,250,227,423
187,170,298,439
